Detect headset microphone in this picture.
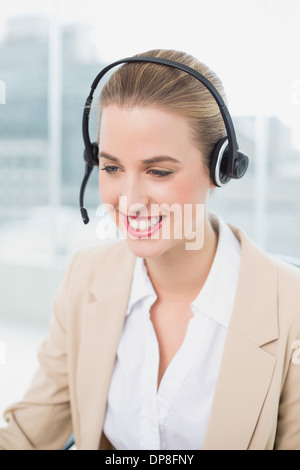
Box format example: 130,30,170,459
80,56,249,224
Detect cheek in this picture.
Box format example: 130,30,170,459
98,175,122,228
163,173,208,207
99,172,117,205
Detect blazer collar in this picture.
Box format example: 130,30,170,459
89,227,279,345
203,225,279,449
89,240,136,303
227,225,279,346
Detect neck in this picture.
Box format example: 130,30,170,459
144,216,218,303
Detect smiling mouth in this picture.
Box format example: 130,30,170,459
120,213,166,238
127,215,164,231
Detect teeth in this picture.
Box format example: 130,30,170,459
128,216,161,231
130,219,139,229
139,219,148,230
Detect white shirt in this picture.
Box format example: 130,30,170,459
103,216,241,450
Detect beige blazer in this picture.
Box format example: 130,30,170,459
1,225,300,450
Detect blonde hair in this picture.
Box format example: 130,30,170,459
99,49,228,173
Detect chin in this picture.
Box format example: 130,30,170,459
125,236,183,260
125,238,162,259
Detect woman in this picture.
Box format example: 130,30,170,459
0,49,300,450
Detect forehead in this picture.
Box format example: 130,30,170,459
99,104,197,157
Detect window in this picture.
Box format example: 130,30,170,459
0,0,299,325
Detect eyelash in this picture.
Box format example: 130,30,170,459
100,166,120,174
100,166,174,178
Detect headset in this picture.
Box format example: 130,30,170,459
80,56,249,224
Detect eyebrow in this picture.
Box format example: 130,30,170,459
99,151,181,165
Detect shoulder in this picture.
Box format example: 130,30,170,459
230,222,300,279
63,239,135,289
273,256,300,288
230,223,300,327
73,239,132,267
272,256,300,329
272,256,300,327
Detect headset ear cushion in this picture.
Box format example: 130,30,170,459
210,137,231,187
84,141,99,166
234,151,249,179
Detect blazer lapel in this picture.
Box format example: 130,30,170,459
76,241,136,450
203,227,279,450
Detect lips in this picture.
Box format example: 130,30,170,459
121,213,166,238
127,215,163,231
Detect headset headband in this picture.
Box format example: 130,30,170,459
80,56,248,224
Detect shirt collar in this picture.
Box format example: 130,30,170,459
126,215,241,327
126,256,157,315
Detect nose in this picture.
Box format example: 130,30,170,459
119,175,149,216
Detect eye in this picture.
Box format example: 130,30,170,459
148,169,174,177
100,165,121,174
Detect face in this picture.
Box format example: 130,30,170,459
98,104,213,259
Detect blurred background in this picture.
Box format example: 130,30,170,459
1,0,300,426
